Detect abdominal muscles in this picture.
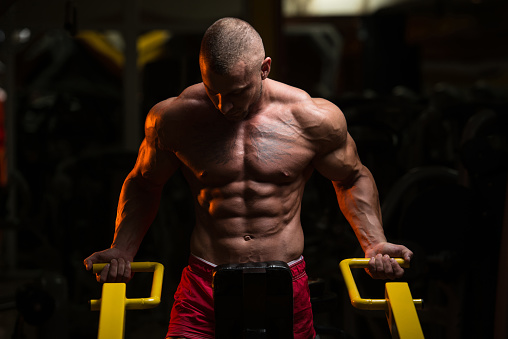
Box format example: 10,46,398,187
190,178,306,264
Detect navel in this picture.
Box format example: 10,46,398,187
243,235,253,241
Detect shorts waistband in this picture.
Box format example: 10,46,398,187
189,254,306,281
189,254,217,276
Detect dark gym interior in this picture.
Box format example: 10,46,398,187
1,0,507,338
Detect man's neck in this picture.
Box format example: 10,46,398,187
247,78,271,116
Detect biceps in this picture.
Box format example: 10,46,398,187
131,138,180,187
313,133,361,183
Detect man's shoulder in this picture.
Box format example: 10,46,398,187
268,81,347,151
270,81,344,131
269,80,341,116
145,83,212,148
268,79,311,104
149,83,210,119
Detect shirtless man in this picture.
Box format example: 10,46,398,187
84,17,413,339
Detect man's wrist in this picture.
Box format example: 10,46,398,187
363,238,388,255
110,243,137,259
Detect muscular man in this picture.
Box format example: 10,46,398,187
84,17,412,339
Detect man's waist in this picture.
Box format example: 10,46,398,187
189,253,306,280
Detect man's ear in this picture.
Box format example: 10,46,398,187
261,57,271,80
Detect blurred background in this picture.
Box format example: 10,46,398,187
0,0,507,338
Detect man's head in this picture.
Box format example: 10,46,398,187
200,17,265,76
199,17,271,120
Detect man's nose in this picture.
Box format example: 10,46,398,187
218,94,233,114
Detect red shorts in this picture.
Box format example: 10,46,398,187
166,255,315,339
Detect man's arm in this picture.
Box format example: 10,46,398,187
311,100,412,279
84,103,180,282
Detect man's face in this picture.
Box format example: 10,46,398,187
201,60,262,121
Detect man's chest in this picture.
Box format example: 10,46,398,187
173,117,316,185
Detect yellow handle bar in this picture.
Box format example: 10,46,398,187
339,258,423,310
89,262,164,311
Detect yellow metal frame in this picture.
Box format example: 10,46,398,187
339,258,424,338
385,282,425,339
90,262,164,339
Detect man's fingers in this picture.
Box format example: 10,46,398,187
116,258,126,282
93,259,132,283
365,243,413,279
98,264,110,283
367,254,406,280
84,251,107,271
383,256,394,276
367,255,385,279
109,259,119,282
84,253,100,270
403,249,414,262
122,261,132,283
379,254,391,279
375,254,385,275
85,249,135,283
391,258,405,279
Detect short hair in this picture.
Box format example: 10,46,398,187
200,17,265,75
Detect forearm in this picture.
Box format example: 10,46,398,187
111,173,163,257
333,165,386,252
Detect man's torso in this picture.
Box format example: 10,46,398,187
158,80,328,264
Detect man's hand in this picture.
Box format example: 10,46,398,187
83,248,134,283
364,242,413,280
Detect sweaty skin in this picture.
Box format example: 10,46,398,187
84,58,412,284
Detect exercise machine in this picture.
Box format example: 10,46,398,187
90,262,164,339
340,258,424,339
